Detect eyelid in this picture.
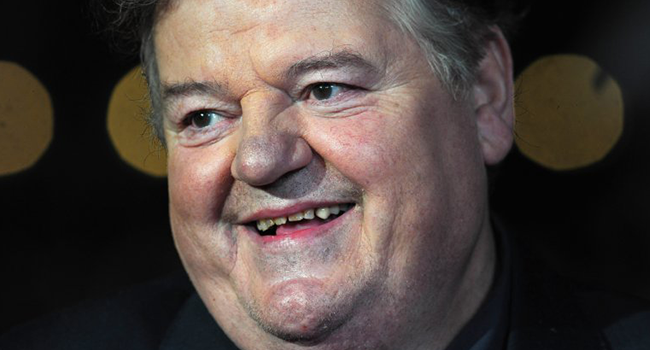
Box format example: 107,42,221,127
175,109,240,147
182,109,242,133
168,95,237,121
182,109,219,126
301,82,361,103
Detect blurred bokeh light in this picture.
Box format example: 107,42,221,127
107,66,167,177
514,54,624,171
0,61,53,176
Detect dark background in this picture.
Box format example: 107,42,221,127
1,0,649,333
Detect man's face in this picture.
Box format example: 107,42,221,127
155,0,500,348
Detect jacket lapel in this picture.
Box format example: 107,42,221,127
506,245,610,350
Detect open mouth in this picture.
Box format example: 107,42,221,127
249,203,354,237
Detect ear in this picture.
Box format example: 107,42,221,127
472,28,515,165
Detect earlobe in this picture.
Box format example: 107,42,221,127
473,28,515,165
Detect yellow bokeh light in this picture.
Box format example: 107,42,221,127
515,54,624,171
0,61,54,176
107,66,167,177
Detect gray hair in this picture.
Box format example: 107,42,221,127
101,0,518,145
381,0,495,99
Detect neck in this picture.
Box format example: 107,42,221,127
433,217,497,349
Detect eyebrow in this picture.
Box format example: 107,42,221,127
160,50,377,105
286,50,378,80
161,80,224,105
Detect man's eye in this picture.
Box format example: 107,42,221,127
308,83,346,101
184,110,221,129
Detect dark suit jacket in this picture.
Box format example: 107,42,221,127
2,243,649,349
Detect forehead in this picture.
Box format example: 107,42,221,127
158,0,376,27
153,0,397,85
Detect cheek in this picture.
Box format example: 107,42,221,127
168,145,235,220
308,110,435,192
314,114,392,186
305,111,434,251
305,102,485,253
167,143,238,277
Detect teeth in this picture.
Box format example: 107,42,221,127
257,219,275,232
288,212,304,222
256,204,351,232
316,207,331,219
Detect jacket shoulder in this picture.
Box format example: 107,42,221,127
507,232,650,350
575,287,650,350
0,271,194,350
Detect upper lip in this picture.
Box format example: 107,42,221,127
237,201,354,224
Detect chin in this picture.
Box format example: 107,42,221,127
246,278,355,344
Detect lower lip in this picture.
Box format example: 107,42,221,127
255,209,353,244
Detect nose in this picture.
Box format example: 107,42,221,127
231,91,313,186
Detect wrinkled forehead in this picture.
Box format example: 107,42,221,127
158,0,374,25
153,0,390,53
152,0,400,86
154,0,386,30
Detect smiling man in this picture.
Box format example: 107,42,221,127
153,0,512,349
2,0,650,349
